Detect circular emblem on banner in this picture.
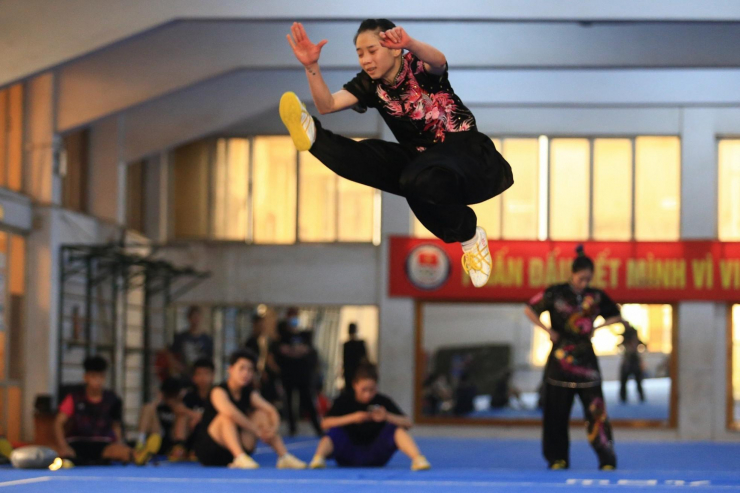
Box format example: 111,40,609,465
406,244,451,290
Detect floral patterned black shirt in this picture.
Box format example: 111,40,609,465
343,52,477,152
528,284,621,387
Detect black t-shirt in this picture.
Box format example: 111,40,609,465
199,382,255,434
326,391,404,445
343,340,367,380
343,52,477,152
183,390,208,413
59,389,122,442
528,284,620,387
171,331,214,371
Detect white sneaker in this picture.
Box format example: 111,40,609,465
309,455,326,469
461,227,492,288
411,455,431,471
279,92,316,151
277,452,307,469
228,453,259,469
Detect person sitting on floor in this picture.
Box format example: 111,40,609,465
309,363,431,471
135,377,190,461
55,356,158,466
193,349,307,469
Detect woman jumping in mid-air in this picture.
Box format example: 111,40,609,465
280,19,514,287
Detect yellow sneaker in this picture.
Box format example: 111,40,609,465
411,455,431,471
228,453,259,470
309,455,326,469
0,437,12,461
279,92,315,152
600,464,616,471
461,227,492,288
549,460,568,470
48,457,75,470
134,433,162,466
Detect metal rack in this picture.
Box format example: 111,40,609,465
56,242,209,430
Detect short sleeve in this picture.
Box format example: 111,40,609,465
381,395,404,416
343,71,375,112
527,287,554,315
59,394,75,417
598,291,621,319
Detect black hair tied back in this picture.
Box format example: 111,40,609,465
572,244,594,273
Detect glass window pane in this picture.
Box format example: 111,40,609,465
635,136,681,241
338,177,375,242
502,138,540,239
549,138,590,240
718,140,740,241
7,387,20,442
299,152,337,242
593,139,633,240
0,89,7,188
470,138,503,240
7,84,23,192
212,139,249,240
253,137,297,244
9,235,23,296
621,304,673,354
173,141,212,238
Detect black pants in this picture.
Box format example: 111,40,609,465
619,359,645,403
283,381,322,437
310,119,514,243
542,383,616,468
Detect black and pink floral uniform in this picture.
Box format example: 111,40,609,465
308,52,513,243
528,283,619,469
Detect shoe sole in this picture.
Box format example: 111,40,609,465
280,92,312,152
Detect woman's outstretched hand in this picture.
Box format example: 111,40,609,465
286,22,328,67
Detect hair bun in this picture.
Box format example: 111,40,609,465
575,245,586,257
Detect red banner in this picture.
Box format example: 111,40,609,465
389,237,740,302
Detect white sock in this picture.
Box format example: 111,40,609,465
461,230,479,252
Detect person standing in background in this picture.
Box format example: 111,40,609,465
343,323,368,392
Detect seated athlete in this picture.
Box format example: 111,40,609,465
135,377,190,461
55,356,158,466
194,349,306,469
309,363,430,471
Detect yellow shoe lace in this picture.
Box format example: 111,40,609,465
461,246,491,274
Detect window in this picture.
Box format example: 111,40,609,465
61,129,90,213
172,137,380,243
173,141,211,238
253,137,297,244
213,139,250,241
634,137,681,241
0,232,25,443
410,135,680,242
0,84,23,192
593,139,633,240
719,140,740,241
126,160,145,233
549,138,590,240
